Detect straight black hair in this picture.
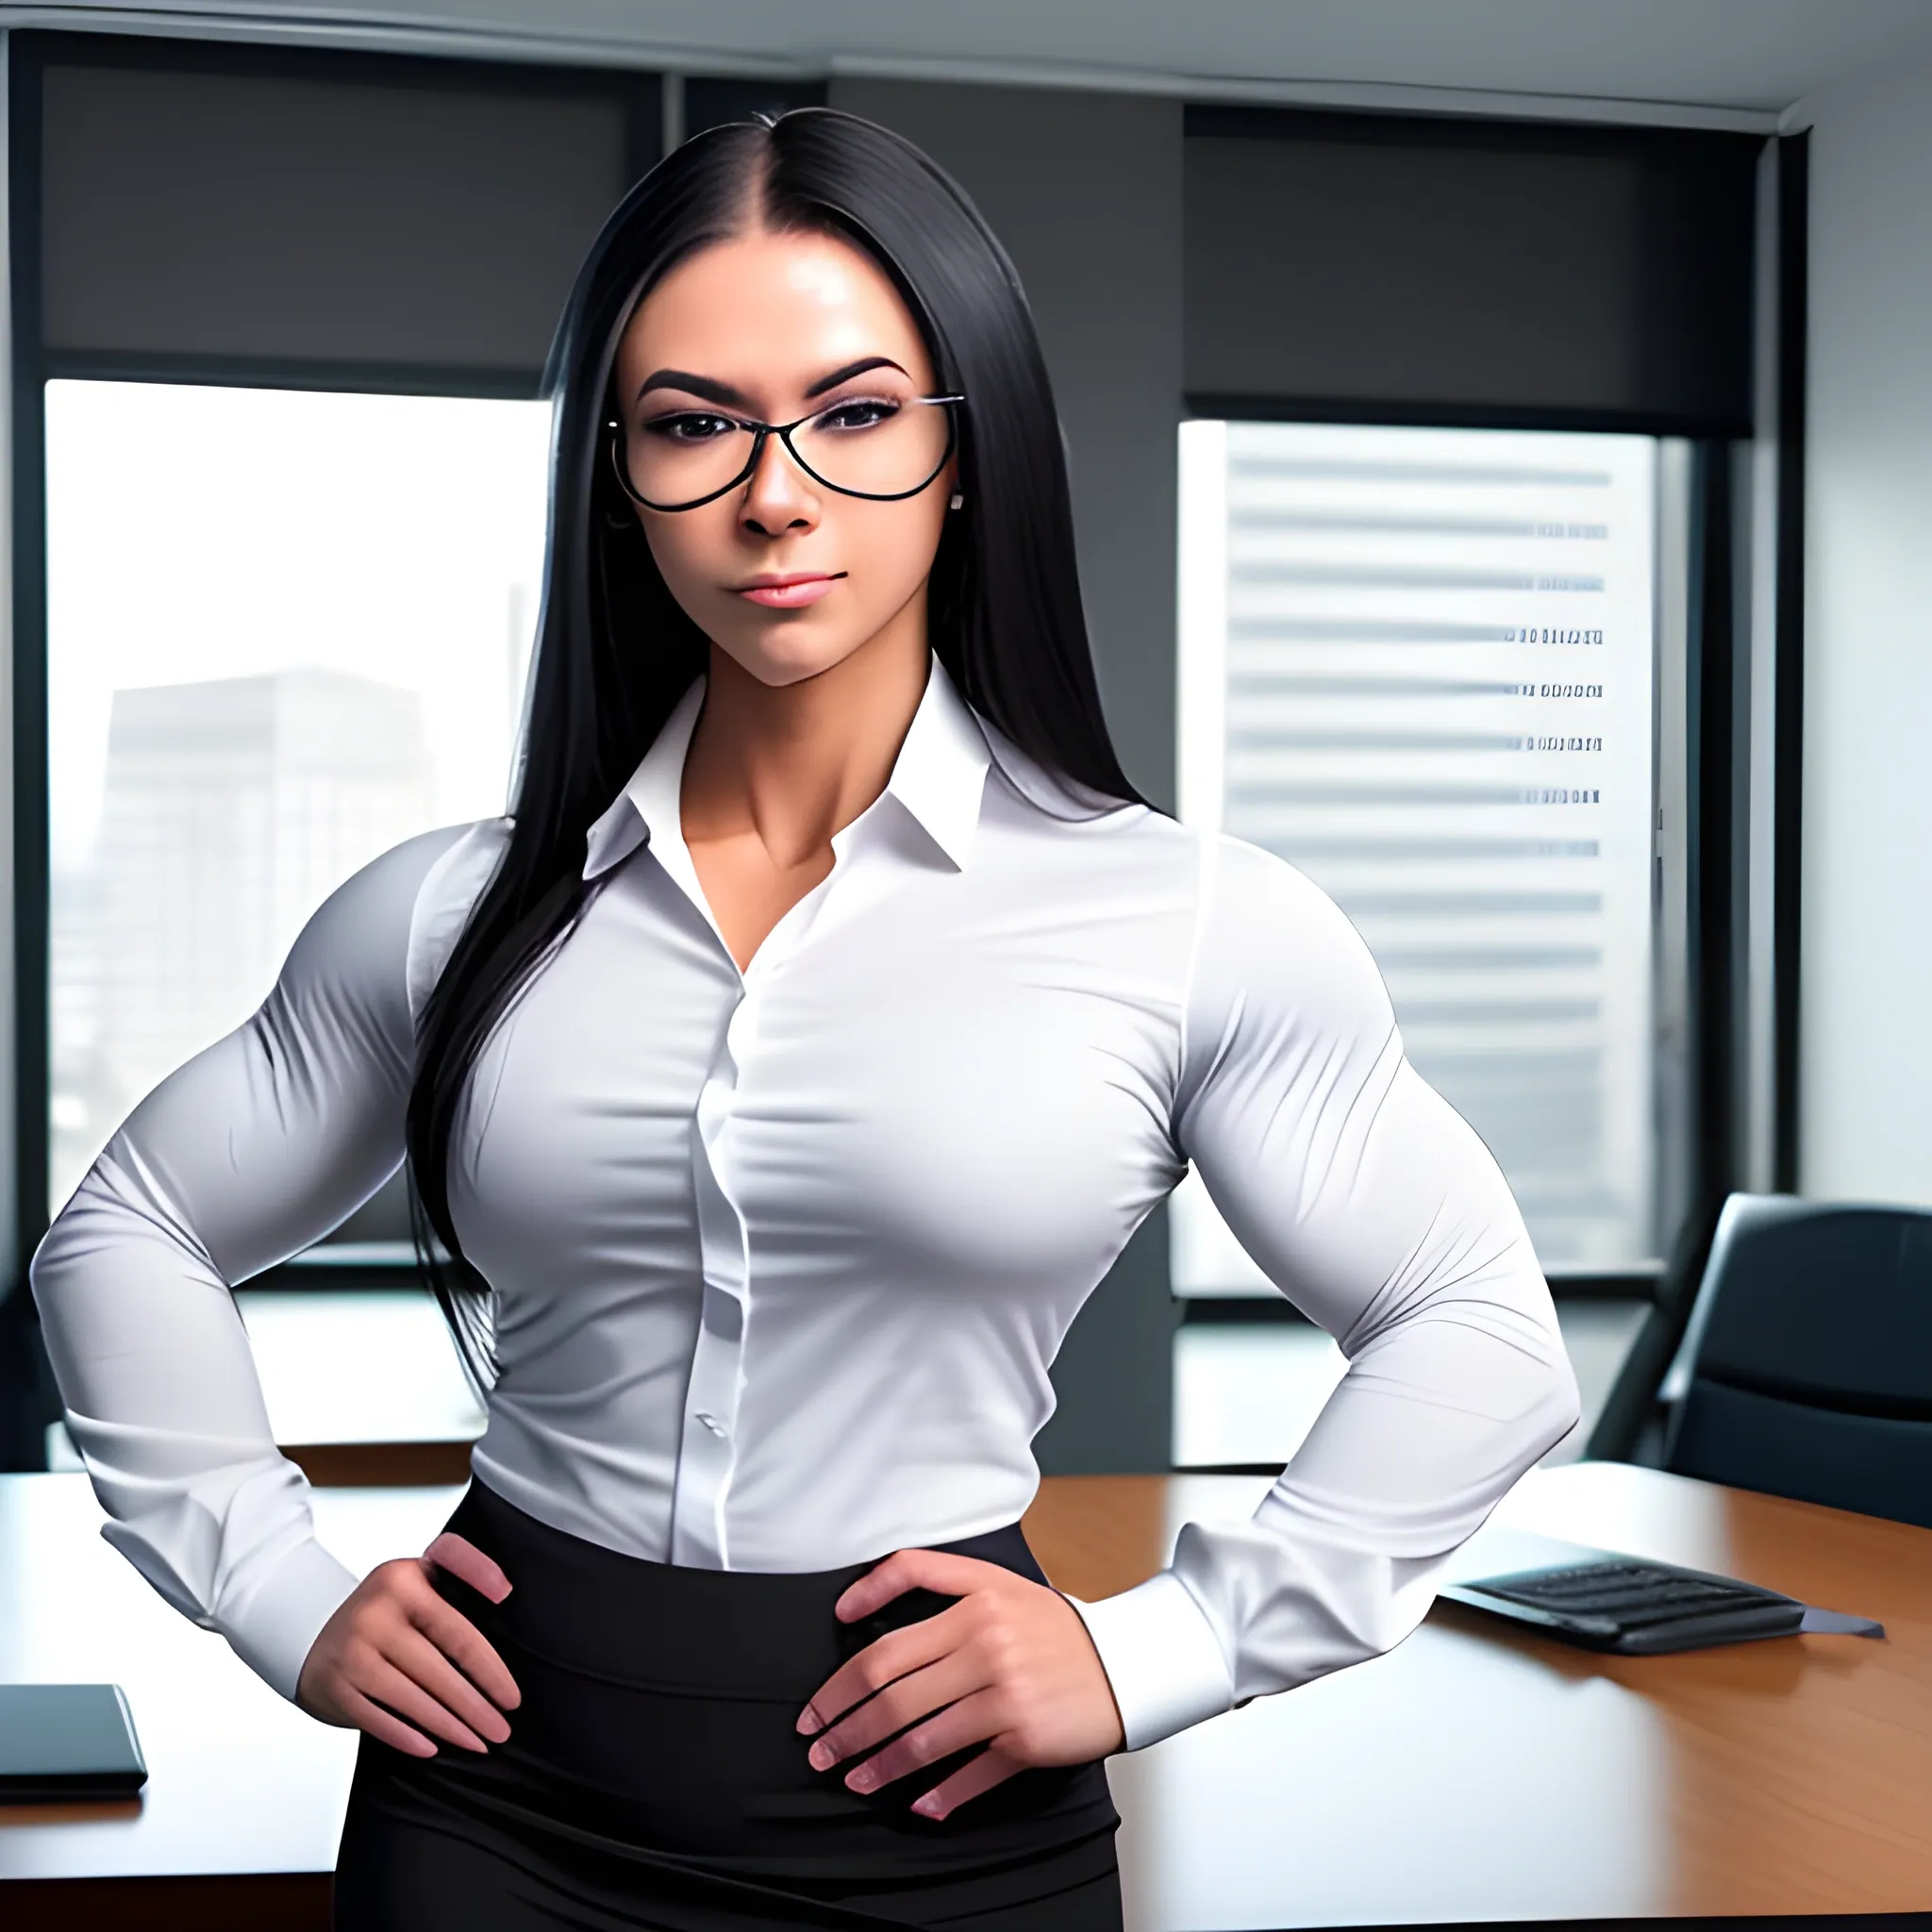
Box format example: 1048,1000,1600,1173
406,108,1146,1388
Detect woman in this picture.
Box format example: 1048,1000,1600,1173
29,108,1580,1929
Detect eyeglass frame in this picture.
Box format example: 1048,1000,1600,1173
605,392,966,512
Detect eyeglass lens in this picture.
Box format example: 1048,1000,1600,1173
624,396,952,507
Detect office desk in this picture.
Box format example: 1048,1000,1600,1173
1047,1465,1932,1929
3,1463,1928,1931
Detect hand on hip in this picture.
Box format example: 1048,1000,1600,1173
296,1532,521,1758
796,1549,1125,1822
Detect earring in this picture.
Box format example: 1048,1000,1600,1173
948,492,964,510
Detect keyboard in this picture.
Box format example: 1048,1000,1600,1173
1441,1558,1807,1654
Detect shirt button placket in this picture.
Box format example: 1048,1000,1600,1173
671,985,760,1568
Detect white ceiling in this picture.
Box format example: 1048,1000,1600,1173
22,0,1932,119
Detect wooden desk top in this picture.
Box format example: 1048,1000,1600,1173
1025,1463,1932,1930
2,1463,1928,1931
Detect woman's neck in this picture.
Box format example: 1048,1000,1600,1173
678,612,932,872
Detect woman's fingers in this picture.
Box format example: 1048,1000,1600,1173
797,1602,962,1735
805,1653,977,1774
389,1625,514,1745
356,1652,493,1754
412,1584,523,1713
424,1532,512,1605
833,1688,1003,1795
910,1741,1028,1823
295,1549,524,1759
334,1683,439,1759
830,1549,1014,1624
796,1562,1125,1818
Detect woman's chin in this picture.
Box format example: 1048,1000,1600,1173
716,630,875,691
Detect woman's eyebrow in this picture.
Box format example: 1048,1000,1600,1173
636,357,911,411
635,369,754,409
804,356,908,398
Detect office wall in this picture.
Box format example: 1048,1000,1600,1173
829,79,1184,808
1793,45,1932,1206
828,78,1185,1472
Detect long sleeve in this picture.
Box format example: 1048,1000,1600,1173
28,823,479,1701
1067,833,1583,1749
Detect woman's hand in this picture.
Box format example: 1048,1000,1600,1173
295,1532,521,1759
795,1550,1124,1822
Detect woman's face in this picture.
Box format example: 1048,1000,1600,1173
611,227,955,690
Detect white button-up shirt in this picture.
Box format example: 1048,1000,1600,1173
29,654,1579,1750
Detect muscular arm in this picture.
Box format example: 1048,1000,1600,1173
29,824,476,1698
1069,833,1583,1747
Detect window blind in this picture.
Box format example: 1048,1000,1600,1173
1185,108,1759,435
24,37,657,388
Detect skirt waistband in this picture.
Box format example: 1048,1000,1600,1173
336,1474,1123,1919
442,1477,1051,1701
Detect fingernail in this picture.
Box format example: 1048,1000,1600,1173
911,1795,943,1820
846,1766,877,1792
796,1709,823,1736
808,1741,834,1771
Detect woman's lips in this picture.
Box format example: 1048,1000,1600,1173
736,575,840,608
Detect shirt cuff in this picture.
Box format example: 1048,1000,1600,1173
219,1536,362,1703
1063,1567,1236,1750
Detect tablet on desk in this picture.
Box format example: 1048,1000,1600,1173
0,1684,148,1802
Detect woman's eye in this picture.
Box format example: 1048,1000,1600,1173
817,398,900,433
642,411,738,442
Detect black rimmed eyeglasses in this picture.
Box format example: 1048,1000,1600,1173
607,392,965,512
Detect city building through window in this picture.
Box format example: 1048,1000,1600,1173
45,380,551,1220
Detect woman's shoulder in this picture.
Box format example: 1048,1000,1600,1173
280,819,495,969
1184,830,1395,1036
402,816,516,1023
254,819,508,1058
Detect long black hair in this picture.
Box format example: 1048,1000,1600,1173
406,108,1146,1388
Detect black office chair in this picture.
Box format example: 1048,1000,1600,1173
1643,1193,1932,1528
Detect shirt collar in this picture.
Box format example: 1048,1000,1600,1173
580,675,704,882
878,651,993,870
580,654,993,883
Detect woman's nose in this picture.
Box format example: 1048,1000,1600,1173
740,431,821,535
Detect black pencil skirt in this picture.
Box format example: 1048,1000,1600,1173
331,1477,1123,1929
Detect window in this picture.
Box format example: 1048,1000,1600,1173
1174,419,1674,1291
45,380,551,1220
